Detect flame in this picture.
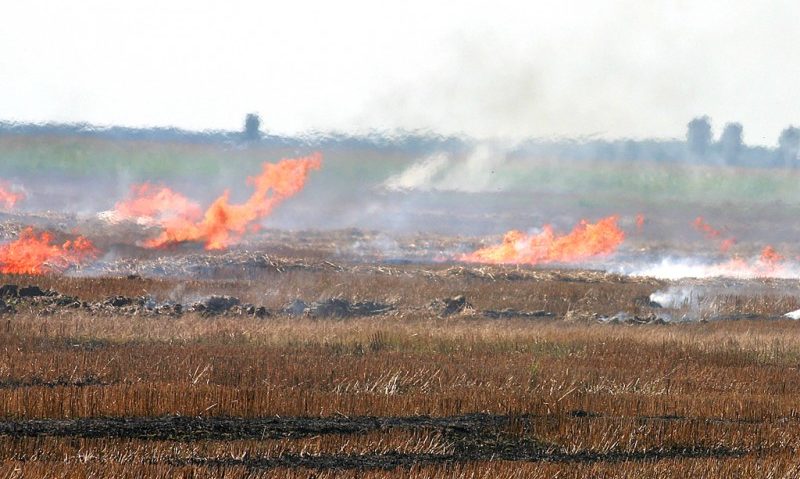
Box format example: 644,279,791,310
0,182,25,209
640,238,790,279
144,153,322,250
693,216,721,239
698,247,786,278
0,228,98,275
682,217,787,277
759,245,785,275
461,216,625,265
719,238,736,254
635,213,645,233
114,183,202,224
693,216,736,253
760,245,784,264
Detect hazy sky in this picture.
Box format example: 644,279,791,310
2,0,798,145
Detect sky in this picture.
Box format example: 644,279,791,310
1,0,798,145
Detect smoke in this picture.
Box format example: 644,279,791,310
383,143,510,193
345,233,403,261
692,216,736,253
650,287,700,310
5,122,800,283
621,256,800,280
383,154,450,192
649,280,800,321
646,285,718,322
111,183,202,225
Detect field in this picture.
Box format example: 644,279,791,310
2,135,800,476
5,134,800,238
0,254,799,477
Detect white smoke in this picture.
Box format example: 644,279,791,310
383,153,450,191
649,281,800,321
383,143,511,193
649,286,704,309
620,256,800,280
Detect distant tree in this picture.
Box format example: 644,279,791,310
243,113,262,141
719,122,743,165
778,126,800,167
686,116,713,156
623,140,640,161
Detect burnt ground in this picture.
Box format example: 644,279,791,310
0,412,789,441
0,413,755,470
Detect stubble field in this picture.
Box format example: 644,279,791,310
1,259,800,478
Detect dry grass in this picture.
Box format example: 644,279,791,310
1,264,660,313
3,450,800,478
2,268,800,476
4,313,800,420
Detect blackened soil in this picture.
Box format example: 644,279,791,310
0,413,510,441
0,413,764,470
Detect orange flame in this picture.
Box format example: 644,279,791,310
693,216,736,253
706,246,786,278
760,245,784,266
719,238,736,254
635,213,645,233
114,183,202,223
0,228,98,275
710,242,785,277
144,153,322,250
0,182,25,210
461,216,625,265
693,216,720,239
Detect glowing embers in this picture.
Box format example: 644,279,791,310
461,216,625,265
0,228,97,275
115,153,322,250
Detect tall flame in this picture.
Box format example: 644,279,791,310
144,153,322,250
114,184,202,224
461,216,625,265
0,228,98,275
0,181,25,210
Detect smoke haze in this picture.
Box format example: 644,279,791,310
2,1,799,145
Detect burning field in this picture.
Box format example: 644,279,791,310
3,146,800,477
